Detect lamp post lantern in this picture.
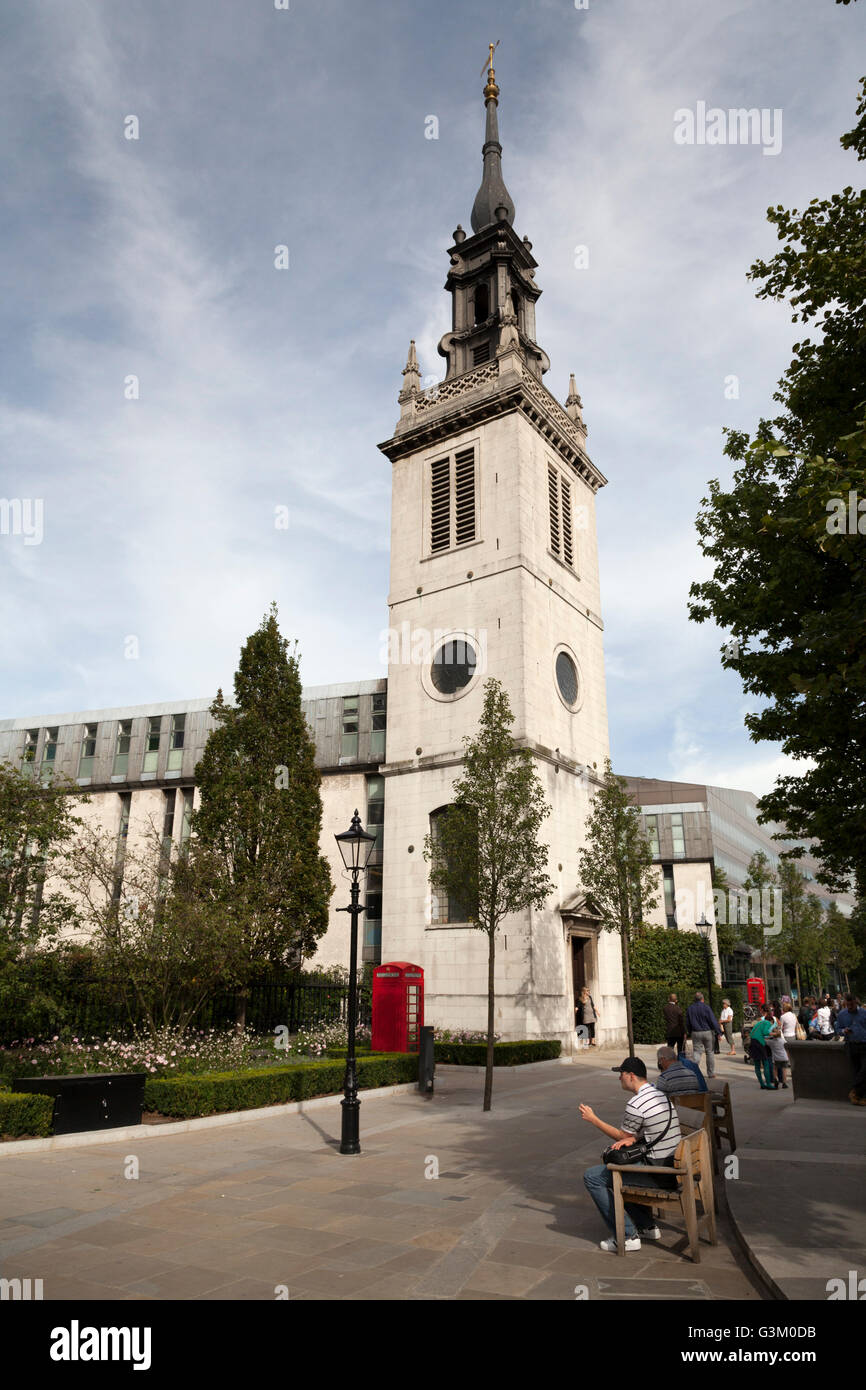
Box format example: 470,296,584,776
696,913,715,1000
334,809,377,1155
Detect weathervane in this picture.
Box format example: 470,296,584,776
482,39,500,99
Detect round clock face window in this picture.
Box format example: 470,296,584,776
431,639,477,695
556,651,579,707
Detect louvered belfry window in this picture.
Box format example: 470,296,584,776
548,462,575,569
430,447,476,553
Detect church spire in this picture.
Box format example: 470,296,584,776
470,43,515,234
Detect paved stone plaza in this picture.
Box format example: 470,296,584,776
0,1048,783,1302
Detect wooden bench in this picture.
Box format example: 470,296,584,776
675,1083,737,1175
707,1079,737,1153
608,1129,717,1261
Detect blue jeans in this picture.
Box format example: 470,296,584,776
583,1164,667,1240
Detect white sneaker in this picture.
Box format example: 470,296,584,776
599,1236,641,1252
638,1226,662,1241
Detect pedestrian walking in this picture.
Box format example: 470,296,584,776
834,995,866,1106
748,1006,777,1089
720,998,736,1055
662,992,686,1057
685,992,724,1078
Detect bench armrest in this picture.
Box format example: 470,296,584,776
606,1162,682,1176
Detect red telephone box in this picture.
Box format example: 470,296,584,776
746,977,766,1006
371,962,424,1053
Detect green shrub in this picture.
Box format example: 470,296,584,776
0,1090,54,1139
630,983,744,1045
434,1039,561,1066
630,928,711,988
144,1052,419,1119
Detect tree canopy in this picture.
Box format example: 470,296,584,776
188,606,333,1019
689,74,866,896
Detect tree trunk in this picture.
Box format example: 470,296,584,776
794,962,802,1005
483,930,495,1113
620,924,635,1055
235,987,248,1032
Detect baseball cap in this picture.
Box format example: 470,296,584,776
611,1057,647,1077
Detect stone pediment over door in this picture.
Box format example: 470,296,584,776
560,891,603,925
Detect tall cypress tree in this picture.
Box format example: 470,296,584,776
190,605,333,1023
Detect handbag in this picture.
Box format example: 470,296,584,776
795,1022,806,1041
602,1095,674,1167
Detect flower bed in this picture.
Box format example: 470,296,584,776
0,1021,373,1087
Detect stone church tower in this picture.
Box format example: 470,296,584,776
377,59,626,1049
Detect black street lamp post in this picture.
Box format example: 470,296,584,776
696,914,714,999
334,809,377,1155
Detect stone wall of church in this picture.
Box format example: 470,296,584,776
380,398,624,1048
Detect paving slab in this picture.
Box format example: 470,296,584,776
0,1055,768,1301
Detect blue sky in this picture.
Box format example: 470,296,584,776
1,0,863,795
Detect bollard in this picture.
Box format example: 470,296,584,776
418,1025,435,1095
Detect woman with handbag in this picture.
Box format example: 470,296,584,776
580,1056,682,1252
576,986,599,1047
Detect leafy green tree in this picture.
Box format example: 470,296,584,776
711,863,739,958
188,606,333,1026
777,858,824,1004
739,851,779,989
64,822,236,1036
0,763,87,1028
577,761,659,1053
823,900,861,993
848,895,866,995
424,679,553,1112
0,763,86,947
689,76,866,897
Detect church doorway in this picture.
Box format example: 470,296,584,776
571,935,587,1017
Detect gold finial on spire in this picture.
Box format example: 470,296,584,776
482,39,500,101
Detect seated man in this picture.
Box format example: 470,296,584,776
678,1052,708,1092
580,1057,682,1253
655,1045,707,1095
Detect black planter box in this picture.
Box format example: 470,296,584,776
786,1041,854,1103
13,1073,146,1135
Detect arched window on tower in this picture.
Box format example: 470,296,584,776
511,288,522,333
429,806,476,925
474,281,489,324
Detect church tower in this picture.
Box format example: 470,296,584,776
378,55,625,1049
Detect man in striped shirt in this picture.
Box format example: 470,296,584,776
580,1057,682,1252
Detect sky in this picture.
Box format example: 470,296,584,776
1,0,863,797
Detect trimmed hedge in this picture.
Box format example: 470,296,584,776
631,983,745,1045
144,1053,419,1119
0,1090,55,1139
630,929,710,988
434,1040,561,1066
